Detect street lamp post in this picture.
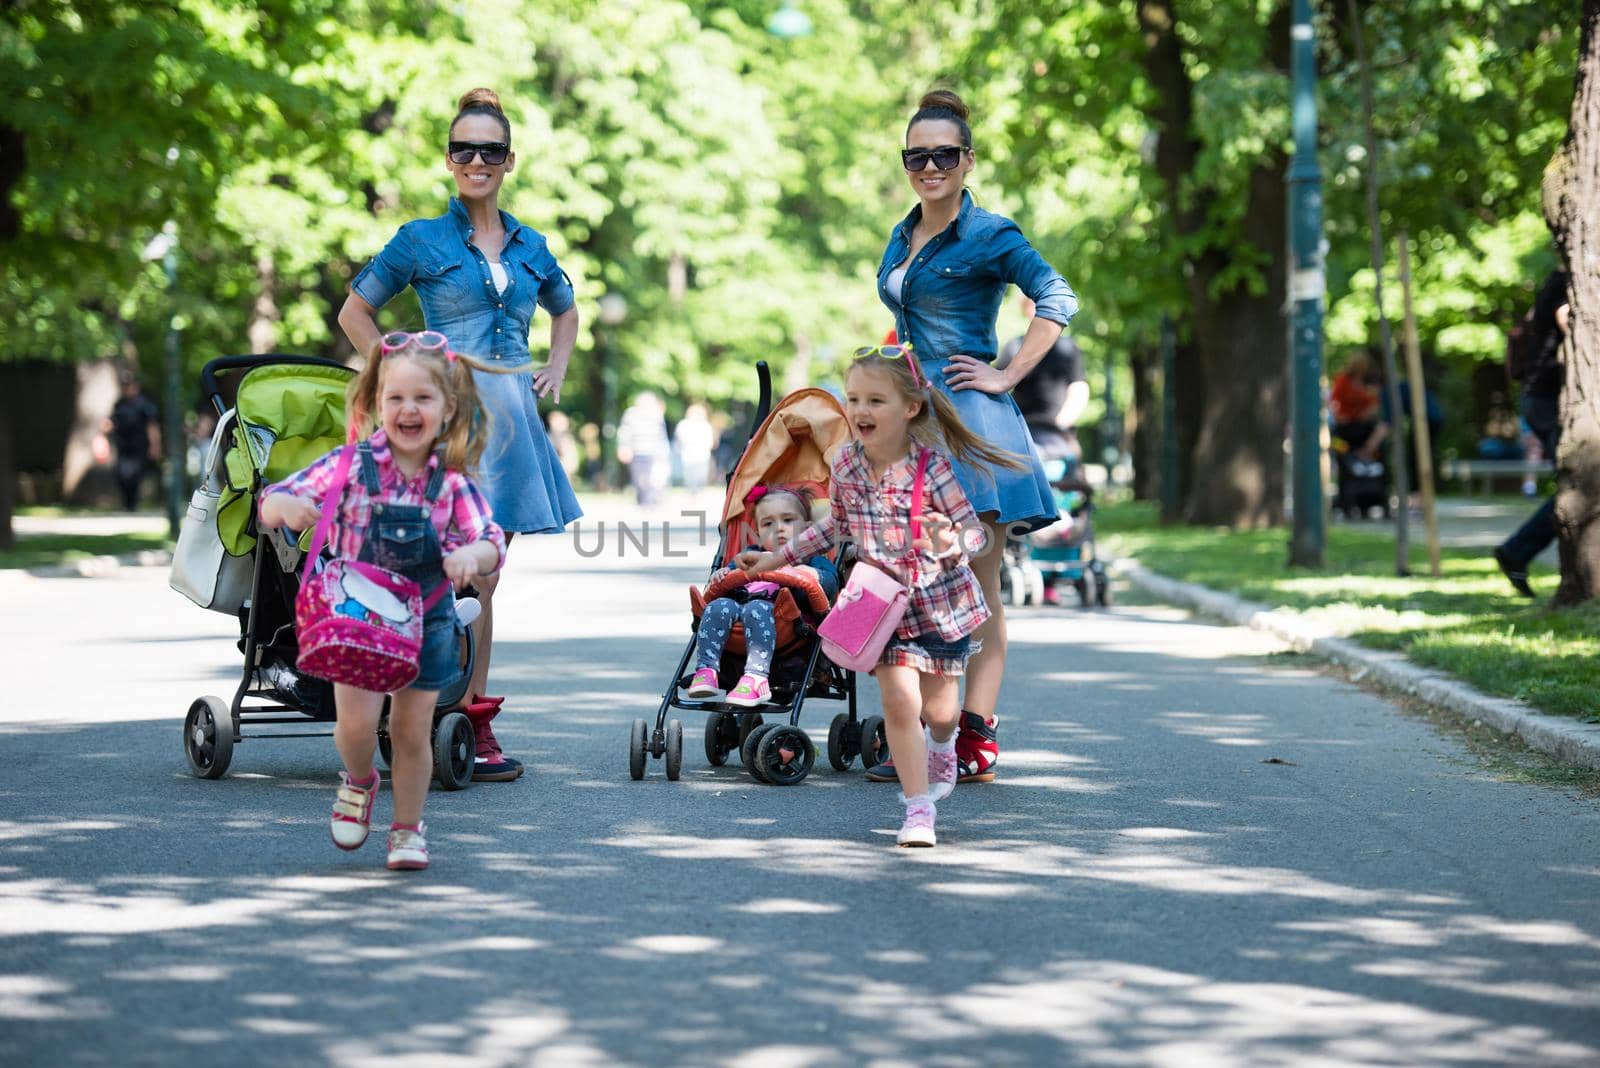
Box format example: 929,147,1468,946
597,293,628,493
143,220,184,540
1287,0,1325,567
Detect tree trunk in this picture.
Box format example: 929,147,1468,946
1129,339,1160,500
1548,1,1600,606
1139,0,1288,527
0,401,13,551
0,121,23,548
1182,161,1289,527
248,252,280,355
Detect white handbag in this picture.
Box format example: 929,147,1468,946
169,410,254,613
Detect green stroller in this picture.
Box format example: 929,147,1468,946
171,354,477,787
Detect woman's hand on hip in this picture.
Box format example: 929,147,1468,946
531,363,566,403
942,354,1010,394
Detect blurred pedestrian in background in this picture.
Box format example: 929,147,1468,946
674,402,715,492
617,391,671,506
105,373,161,511
1494,268,1570,596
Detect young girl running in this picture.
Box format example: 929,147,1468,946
738,346,1020,846
687,485,839,707
260,331,507,871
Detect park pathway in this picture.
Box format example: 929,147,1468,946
2,511,1597,1066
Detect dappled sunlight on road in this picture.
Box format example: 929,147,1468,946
6,541,1600,1062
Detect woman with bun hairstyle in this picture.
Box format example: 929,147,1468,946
868,88,1079,788
338,87,582,783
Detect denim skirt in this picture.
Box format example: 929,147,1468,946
472,366,583,534
921,357,1059,533
879,631,975,678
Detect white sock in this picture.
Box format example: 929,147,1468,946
903,792,932,810
926,727,956,754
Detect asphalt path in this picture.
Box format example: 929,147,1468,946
3,516,1599,1066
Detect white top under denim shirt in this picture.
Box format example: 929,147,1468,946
877,189,1077,362
350,198,582,533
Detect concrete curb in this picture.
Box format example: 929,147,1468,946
1118,559,1600,772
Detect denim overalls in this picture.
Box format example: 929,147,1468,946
354,443,459,692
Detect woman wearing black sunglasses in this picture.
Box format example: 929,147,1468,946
867,88,1079,791
338,87,583,783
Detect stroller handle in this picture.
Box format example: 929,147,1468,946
200,353,349,417
751,360,772,438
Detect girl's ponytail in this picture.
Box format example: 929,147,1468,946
923,388,1028,474
438,355,490,474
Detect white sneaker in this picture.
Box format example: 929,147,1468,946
329,771,379,851
897,798,937,848
386,823,429,870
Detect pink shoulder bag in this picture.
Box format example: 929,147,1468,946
817,448,930,673
294,446,449,693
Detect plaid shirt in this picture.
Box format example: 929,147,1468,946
262,430,506,571
780,441,989,643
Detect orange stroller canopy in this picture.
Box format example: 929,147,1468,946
721,387,852,551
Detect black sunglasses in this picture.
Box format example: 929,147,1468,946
448,141,511,166
901,145,965,172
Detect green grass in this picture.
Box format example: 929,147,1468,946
1099,500,1600,720
0,531,172,570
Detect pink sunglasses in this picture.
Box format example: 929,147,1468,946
380,330,457,362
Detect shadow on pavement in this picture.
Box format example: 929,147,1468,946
3,616,1599,1065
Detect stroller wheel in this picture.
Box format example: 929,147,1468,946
377,710,393,770
432,711,474,791
183,696,234,780
1094,565,1114,607
744,723,778,782
1025,569,1046,606
857,715,888,772
705,712,736,767
827,713,855,772
757,726,814,786
1077,570,1097,608
1005,566,1029,607
736,713,765,757
665,719,684,782
629,718,648,781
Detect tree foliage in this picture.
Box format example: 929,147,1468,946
0,0,1581,526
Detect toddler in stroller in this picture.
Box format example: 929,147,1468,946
628,368,867,786
685,484,840,708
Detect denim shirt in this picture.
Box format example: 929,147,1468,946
878,190,1078,361
350,198,576,368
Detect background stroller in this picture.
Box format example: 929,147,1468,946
628,363,885,786
999,423,1111,608
1331,438,1391,519
173,354,478,788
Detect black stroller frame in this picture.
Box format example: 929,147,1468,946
628,362,889,786
181,354,478,789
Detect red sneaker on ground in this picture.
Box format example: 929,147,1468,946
463,698,524,782
955,711,997,783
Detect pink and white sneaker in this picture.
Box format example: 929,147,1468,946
330,770,379,851
725,673,771,708
928,746,958,802
686,667,720,699
386,822,429,871
897,797,937,848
